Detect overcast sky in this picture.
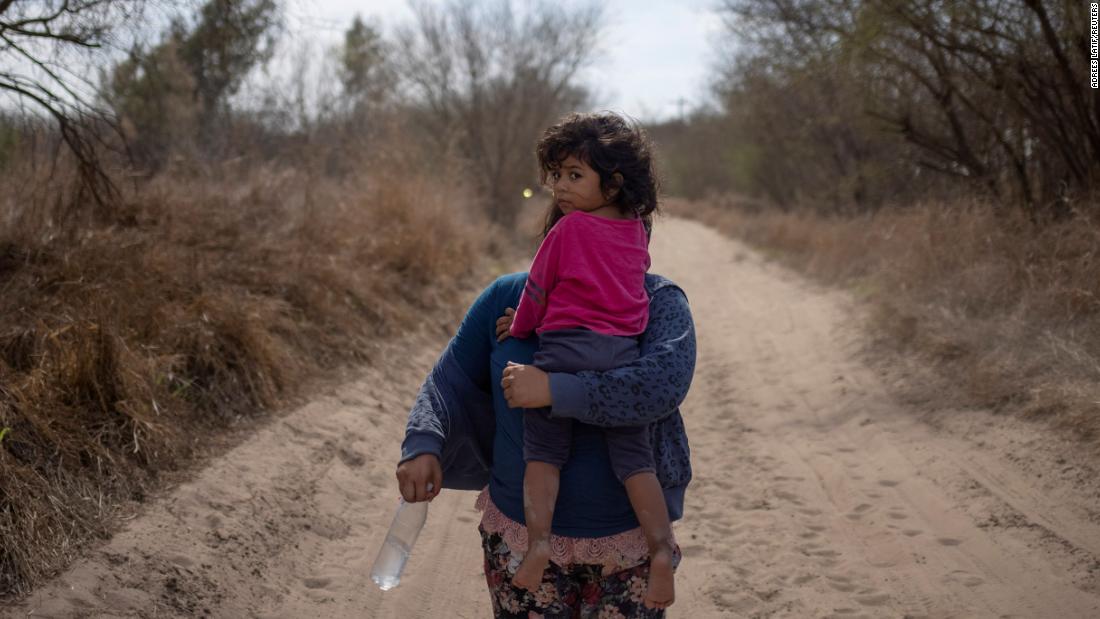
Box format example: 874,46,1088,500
282,0,726,122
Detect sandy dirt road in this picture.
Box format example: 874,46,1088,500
7,216,1100,618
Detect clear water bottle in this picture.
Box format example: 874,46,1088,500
370,490,430,591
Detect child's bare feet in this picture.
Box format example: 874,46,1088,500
643,542,676,609
513,539,550,592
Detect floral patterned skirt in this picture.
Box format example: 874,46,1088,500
476,489,680,618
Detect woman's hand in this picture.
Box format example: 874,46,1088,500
501,361,552,409
496,307,515,342
395,453,442,502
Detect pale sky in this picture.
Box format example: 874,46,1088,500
282,0,725,122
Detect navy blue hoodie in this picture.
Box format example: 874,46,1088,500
400,272,695,537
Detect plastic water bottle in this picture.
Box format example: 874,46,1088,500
370,488,430,591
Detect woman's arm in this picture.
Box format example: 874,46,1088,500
547,284,696,428
399,280,497,480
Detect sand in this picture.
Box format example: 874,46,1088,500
6,216,1100,618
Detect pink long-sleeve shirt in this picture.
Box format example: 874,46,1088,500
509,210,650,338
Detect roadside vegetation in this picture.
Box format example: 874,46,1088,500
0,0,601,598
669,197,1100,441
652,1,1099,443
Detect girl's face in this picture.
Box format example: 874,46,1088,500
547,155,607,215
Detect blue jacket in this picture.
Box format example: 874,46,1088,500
401,272,695,536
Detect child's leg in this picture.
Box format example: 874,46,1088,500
516,330,633,591
624,471,676,609
514,460,558,591
515,408,571,592
607,425,676,609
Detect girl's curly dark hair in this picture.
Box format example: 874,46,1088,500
535,112,660,239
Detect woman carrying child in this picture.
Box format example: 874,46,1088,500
396,112,696,618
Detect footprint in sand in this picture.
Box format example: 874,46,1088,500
855,593,891,606
167,554,194,568
713,549,737,562
337,447,366,468
680,544,705,557
309,516,351,541
714,479,734,490
709,522,735,535
878,479,900,487
103,587,154,611
944,570,985,588
937,537,963,547
302,577,331,589
902,529,923,537
828,579,857,593
773,490,804,505
846,504,873,521
714,591,761,614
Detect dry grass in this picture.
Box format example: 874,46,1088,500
669,195,1100,444
0,150,496,598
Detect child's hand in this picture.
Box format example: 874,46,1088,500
496,307,516,342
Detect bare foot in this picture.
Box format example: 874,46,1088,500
643,543,676,609
513,540,550,592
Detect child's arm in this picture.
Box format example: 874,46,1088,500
508,225,566,338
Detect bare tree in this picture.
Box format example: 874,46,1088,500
323,13,396,155
393,0,602,227
339,15,394,111
98,0,283,170
714,0,1099,218
175,0,281,154
0,0,146,213
711,0,926,211
104,33,200,171
860,0,1099,216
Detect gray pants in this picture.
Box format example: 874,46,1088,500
524,328,655,483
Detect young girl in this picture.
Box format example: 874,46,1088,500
497,112,676,610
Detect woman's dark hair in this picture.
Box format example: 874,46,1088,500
535,111,659,239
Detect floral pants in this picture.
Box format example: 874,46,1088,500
480,527,667,619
